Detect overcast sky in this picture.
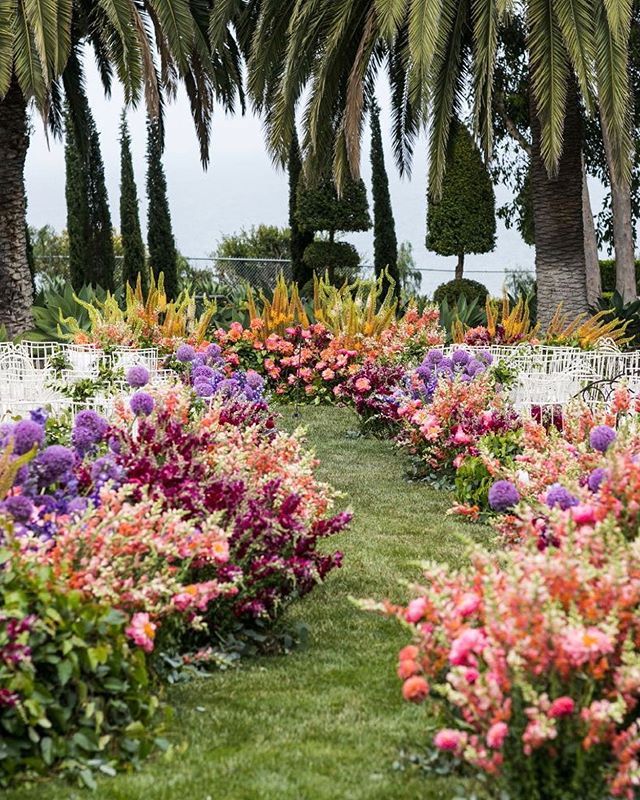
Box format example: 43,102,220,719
23,58,597,297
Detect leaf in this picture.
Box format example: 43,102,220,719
56,658,73,687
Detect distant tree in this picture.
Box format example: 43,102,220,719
119,112,147,292
397,242,422,295
214,225,291,259
289,130,315,285
146,118,178,299
369,101,399,295
296,175,371,283
64,96,116,291
426,120,496,280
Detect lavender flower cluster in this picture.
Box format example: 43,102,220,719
176,343,266,403
412,348,493,402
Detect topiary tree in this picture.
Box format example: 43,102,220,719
433,278,489,307
296,175,370,283
426,120,496,280
289,130,315,286
370,100,399,295
119,112,147,293
146,118,178,300
64,96,115,292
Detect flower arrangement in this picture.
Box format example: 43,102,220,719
381,517,640,799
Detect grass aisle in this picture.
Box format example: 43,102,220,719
7,406,488,800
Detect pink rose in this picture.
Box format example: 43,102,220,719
457,592,481,617
434,729,465,751
549,696,575,718
487,721,508,749
571,504,596,526
449,628,487,666
405,597,428,623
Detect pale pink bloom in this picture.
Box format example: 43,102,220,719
434,729,466,751
452,426,473,445
125,612,157,653
354,377,372,392
449,628,487,666
571,504,596,526
405,597,428,623
487,721,508,749
457,592,481,617
321,368,335,380
562,626,614,666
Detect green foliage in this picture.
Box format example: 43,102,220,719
454,430,523,511
397,242,422,296
146,119,178,301
592,291,640,349
433,278,489,307
214,225,291,260
303,241,360,279
426,121,496,273
599,259,640,294
0,549,161,788
514,167,535,246
27,283,107,342
119,113,147,294
64,96,116,292
296,177,371,235
370,101,399,294
438,295,486,344
289,131,315,285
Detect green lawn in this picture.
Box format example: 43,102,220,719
7,406,490,800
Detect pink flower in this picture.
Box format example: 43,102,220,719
549,696,575,718
562,626,614,666
125,612,157,653
355,377,372,392
402,675,429,703
321,368,335,380
452,426,473,445
405,597,428,623
571,504,596,526
449,628,487,666
397,659,420,679
487,721,508,749
457,592,481,617
463,667,480,684
399,644,419,661
434,729,466,751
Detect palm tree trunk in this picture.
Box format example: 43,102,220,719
582,158,602,306
0,80,32,336
529,81,588,328
600,115,636,303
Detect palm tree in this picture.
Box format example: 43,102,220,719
0,1,244,336
241,0,633,326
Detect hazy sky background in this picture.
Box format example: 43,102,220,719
24,59,607,297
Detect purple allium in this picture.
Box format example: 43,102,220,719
71,425,96,456
4,495,34,522
0,423,14,448
90,456,124,486
130,391,155,417
126,365,150,388
217,378,241,398
29,408,48,426
245,370,264,391
192,365,215,382
477,350,493,365
426,349,444,365
12,419,45,455
589,425,616,453
194,380,214,398
588,467,608,493
488,480,520,512
466,358,483,376
545,483,579,511
74,410,108,441
439,357,453,372
206,343,222,360
35,445,75,484
67,497,88,516
176,344,196,363
451,349,470,367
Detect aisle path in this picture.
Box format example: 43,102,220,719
7,407,485,800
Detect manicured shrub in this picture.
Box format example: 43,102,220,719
146,118,178,300
433,278,489,307
369,100,399,294
119,112,147,292
302,241,360,276
599,259,640,294
0,548,160,788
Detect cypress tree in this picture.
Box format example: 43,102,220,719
426,120,496,280
369,100,399,295
119,112,147,292
65,95,116,291
289,129,314,287
146,117,178,299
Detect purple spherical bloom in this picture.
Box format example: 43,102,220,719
12,419,45,455
477,350,493,365
90,456,124,486
29,408,48,426
36,445,75,484
176,344,196,363
4,495,33,522
71,425,95,456
67,497,88,516
217,378,241,398
245,370,264,390
545,483,579,511
588,467,608,493
0,422,14,448
466,359,483,376
126,365,150,388
130,391,155,417
427,349,444,365
488,480,520,512
74,410,108,442
206,343,222,360
192,365,215,382
451,349,470,367
589,425,616,453
194,380,214,398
